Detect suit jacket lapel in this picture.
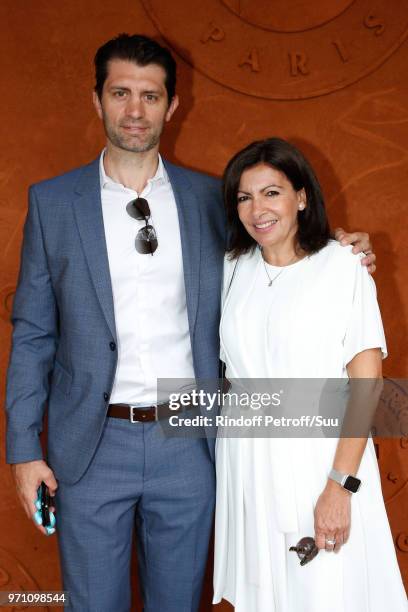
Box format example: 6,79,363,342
72,158,117,341
71,157,201,345
164,160,201,342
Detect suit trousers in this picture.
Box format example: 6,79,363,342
53,415,215,611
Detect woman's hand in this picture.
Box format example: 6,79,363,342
314,479,351,554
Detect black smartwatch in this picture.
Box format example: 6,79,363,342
328,468,361,493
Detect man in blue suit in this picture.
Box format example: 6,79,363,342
5,34,375,611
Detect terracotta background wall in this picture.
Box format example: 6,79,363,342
0,1,407,610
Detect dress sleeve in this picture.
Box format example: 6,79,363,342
220,255,237,362
343,255,387,368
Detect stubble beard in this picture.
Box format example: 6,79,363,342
104,117,163,154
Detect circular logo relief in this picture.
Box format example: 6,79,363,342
374,378,408,503
141,0,408,99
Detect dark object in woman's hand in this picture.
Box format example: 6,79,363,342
289,537,319,566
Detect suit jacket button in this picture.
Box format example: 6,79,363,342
103,392,109,401
109,342,116,351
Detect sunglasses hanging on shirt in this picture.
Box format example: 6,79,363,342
126,197,158,255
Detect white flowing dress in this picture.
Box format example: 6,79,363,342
213,241,407,612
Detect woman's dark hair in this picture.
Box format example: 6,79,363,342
223,137,331,259
94,33,176,103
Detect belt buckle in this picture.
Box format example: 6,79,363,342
130,405,140,423
129,405,158,423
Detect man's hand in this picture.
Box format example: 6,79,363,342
334,228,376,274
11,460,58,535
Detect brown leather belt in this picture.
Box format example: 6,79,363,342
107,402,192,423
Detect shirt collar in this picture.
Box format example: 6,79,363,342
99,149,168,192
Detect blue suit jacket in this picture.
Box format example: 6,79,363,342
5,157,226,483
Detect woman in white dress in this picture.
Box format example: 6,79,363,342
213,138,408,611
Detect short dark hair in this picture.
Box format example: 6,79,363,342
223,137,331,259
94,33,177,102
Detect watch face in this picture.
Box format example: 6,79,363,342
344,475,361,493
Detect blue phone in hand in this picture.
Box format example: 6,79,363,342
34,482,56,535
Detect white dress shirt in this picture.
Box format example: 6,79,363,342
99,151,195,405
